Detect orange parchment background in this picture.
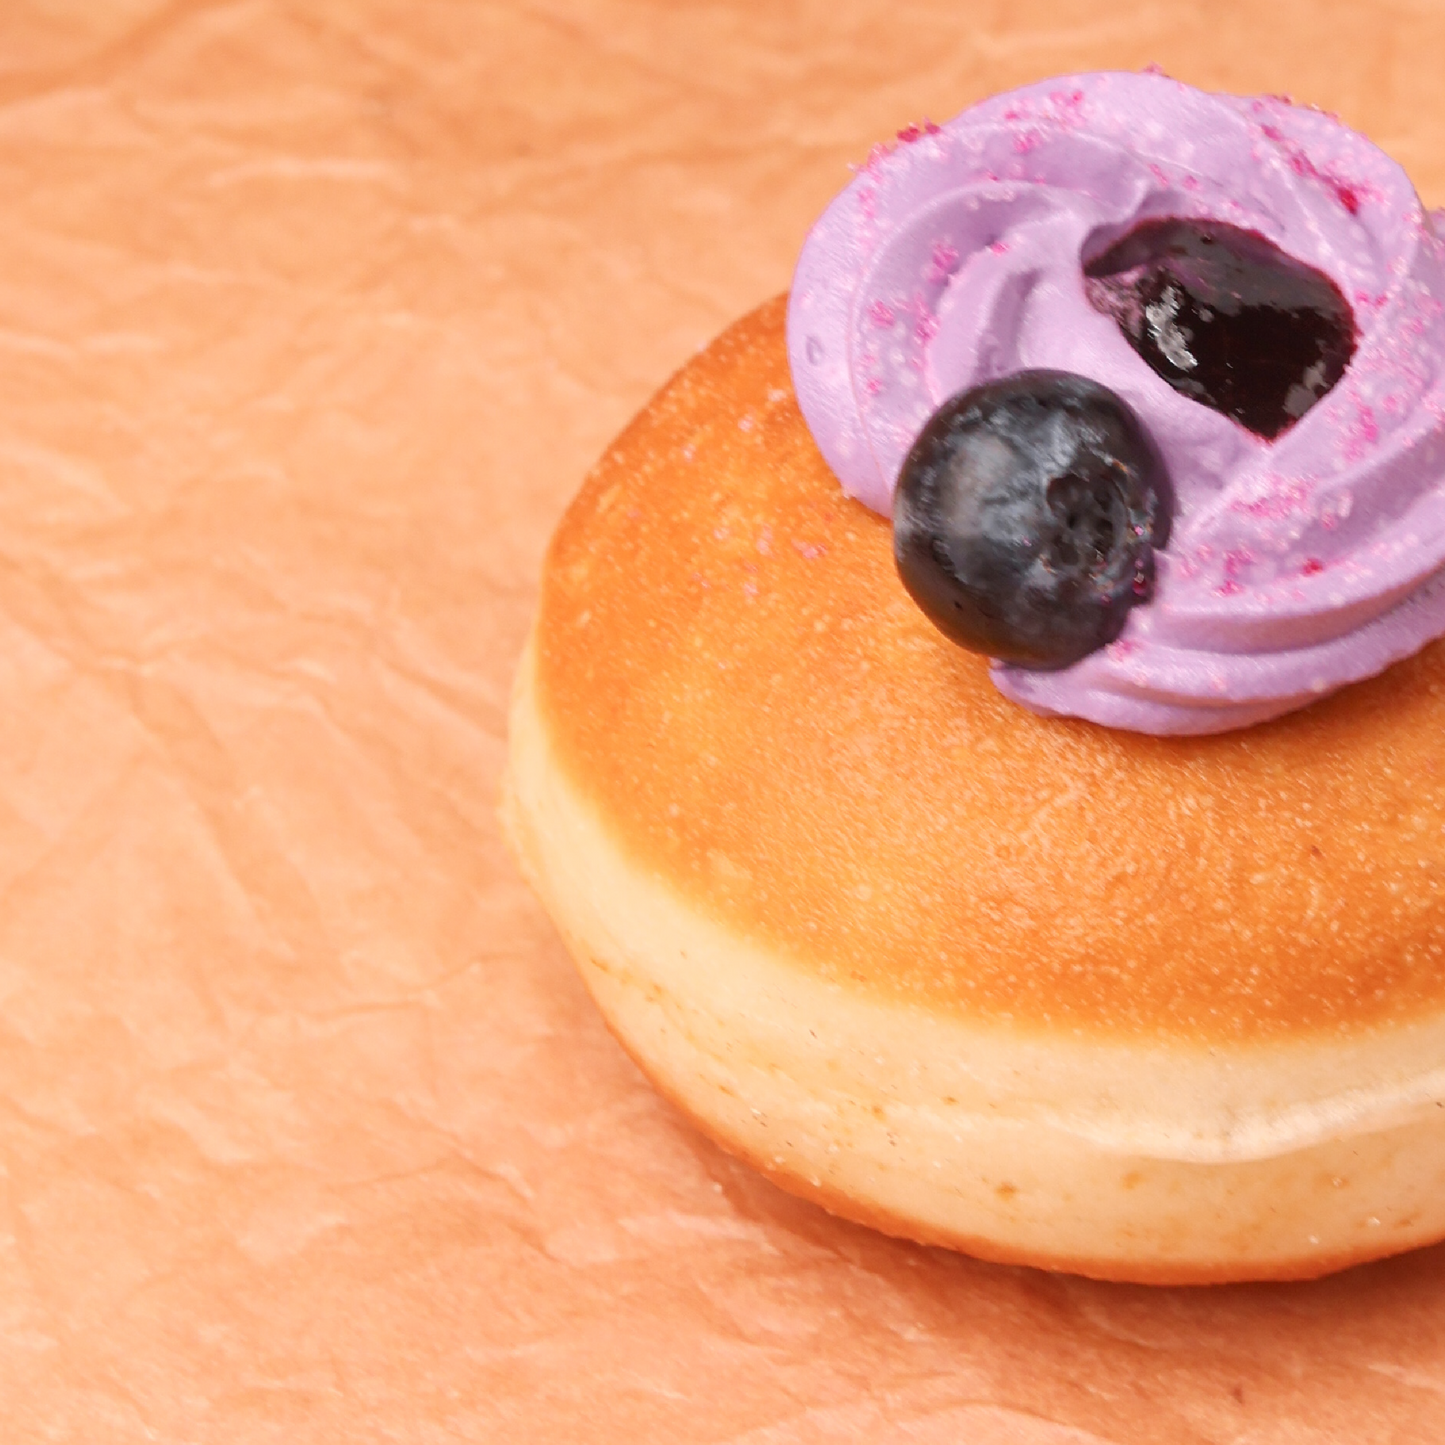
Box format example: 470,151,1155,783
2,2,1444,1440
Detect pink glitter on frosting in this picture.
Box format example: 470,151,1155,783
786,71,1445,734
926,241,960,283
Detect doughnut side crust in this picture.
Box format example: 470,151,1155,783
505,641,1445,1282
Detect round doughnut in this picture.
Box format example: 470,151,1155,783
502,295,1445,1284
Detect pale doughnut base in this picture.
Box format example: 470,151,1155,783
503,636,1445,1283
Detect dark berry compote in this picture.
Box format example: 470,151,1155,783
1083,218,1357,439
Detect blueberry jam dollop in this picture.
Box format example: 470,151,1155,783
894,372,1171,668
1083,218,1357,439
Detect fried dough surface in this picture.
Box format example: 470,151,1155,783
536,296,1445,1044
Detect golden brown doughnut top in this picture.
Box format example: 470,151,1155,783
535,296,1445,1042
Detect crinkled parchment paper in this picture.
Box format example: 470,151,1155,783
1,2,1443,1439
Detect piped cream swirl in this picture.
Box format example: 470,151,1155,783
787,72,1445,734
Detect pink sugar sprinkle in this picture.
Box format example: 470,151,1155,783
914,312,939,344
1222,546,1255,580
926,240,960,283
1049,88,1086,122
1230,478,1311,520
863,376,883,397
867,299,896,328
1260,121,1369,214
1302,557,1325,576
896,119,939,144
1325,179,1361,215
1341,403,1380,463
1216,579,1245,597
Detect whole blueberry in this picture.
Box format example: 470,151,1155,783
893,371,1171,669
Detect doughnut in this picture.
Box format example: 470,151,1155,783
503,75,1445,1283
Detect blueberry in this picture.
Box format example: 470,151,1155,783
1084,218,1356,439
893,371,1171,669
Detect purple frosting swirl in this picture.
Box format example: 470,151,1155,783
787,72,1445,734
